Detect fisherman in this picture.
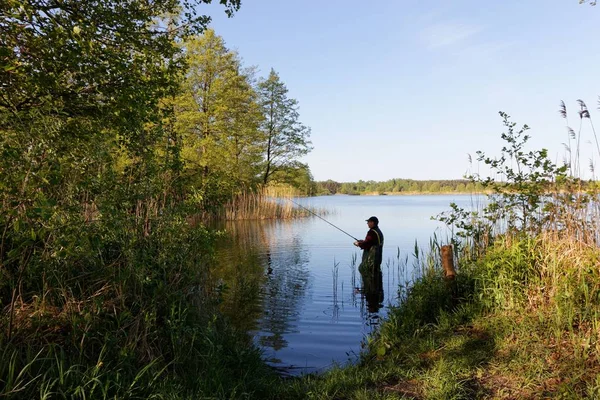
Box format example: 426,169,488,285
354,216,384,312
354,216,384,266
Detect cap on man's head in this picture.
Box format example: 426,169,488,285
366,216,379,224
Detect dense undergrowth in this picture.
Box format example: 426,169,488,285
0,2,308,399
0,211,280,399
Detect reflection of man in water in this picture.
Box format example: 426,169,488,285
353,216,384,312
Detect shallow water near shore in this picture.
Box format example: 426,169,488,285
212,194,477,375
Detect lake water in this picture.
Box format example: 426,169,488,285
212,194,476,375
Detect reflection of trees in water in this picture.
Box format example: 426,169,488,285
259,223,309,351
260,248,309,350
211,221,268,333
211,220,309,352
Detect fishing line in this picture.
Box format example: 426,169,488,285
284,197,359,241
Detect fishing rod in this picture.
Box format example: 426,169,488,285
285,198,360,241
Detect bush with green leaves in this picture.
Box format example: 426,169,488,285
436,112,574,251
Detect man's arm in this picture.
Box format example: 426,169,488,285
354,230,375,249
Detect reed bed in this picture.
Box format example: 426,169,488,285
206,185,327,221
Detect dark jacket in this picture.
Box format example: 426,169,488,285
358,226,384,271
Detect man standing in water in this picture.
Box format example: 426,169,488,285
354,216,384,312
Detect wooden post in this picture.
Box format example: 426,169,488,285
441,245,456,280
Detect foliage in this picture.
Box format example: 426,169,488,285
471,112,569,234
315,178,483,195
0,216,279,399
269,163,317,195
174,29,266,209
258,69,312,185
172,32,315,211
435,112,576,254
1,0,240,146
0,1,301,398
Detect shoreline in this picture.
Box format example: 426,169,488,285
317,191,490,197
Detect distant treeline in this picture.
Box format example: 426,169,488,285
315,177,600,196
315,179,486,195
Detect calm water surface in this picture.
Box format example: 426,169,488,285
212,195,476,375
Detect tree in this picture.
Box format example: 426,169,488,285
175,30,265,203
0,1,243,263
472,112,568,233
257,69,312,185
1,0,241,138
0,0,243,221
271,163,316,195
409,182,420,192
317,180,341,195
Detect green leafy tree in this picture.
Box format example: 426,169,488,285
318,179,341,195
1,0,240,295
175,30,265,205
258,69,312,185
409,182,421,192
1,0,240,140
271,163,316,195
428,182,441,192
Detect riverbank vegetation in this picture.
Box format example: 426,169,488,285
315,176,600,197
0,1,310,398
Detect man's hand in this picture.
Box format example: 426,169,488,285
353,241,359,246
353,240,362,247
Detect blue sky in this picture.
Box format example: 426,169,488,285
204,0,600,181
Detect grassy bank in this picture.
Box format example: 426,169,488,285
0,182,319,399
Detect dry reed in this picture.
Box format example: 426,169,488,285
206,185,326,221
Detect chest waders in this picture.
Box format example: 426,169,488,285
358,227,385,311
358,227,384,276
